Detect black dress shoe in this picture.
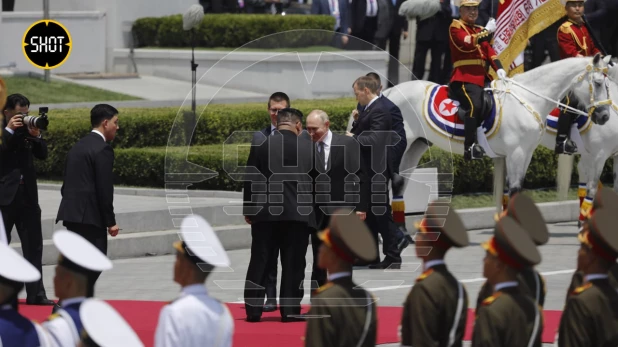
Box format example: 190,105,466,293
246,315,261,322
263,300,277,312
368,259,402,270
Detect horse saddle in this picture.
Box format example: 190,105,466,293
447,88,495,124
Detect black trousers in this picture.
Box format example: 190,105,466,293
244,221,309,318
310,229,328,294
265,244,278,302
1,185,46,301
449,81,483,121
365,179,403,262
62,222,108,298
376,28,403,87
412,40,448,83
350,17,378,51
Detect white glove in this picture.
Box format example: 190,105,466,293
497,69,507,80
485,18,497,33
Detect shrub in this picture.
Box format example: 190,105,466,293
132,14,336,48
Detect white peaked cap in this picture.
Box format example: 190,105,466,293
173,215,231,268
0,242,41,283
80,298,144,347
53,230,113,273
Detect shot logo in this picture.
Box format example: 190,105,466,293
22,20,72,69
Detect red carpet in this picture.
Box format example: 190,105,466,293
18,300,562,346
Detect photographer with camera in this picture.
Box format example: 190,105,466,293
0,93,55,307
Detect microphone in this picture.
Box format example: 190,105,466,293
183,4,205,31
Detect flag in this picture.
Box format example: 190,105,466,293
492,0,566,76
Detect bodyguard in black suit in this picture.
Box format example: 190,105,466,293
0,94,54,306
412,0,452,83
56,104,120,298
243,108,315,322
349,76,405,268
305,110,369,292
374,0,409,87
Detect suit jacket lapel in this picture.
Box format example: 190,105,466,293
328,134,340,171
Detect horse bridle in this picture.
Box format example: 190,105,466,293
574,63,612,117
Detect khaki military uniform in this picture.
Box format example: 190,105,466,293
566,263,618,300
304,276,377,347
558,277,618,346
472,286,543,347
476,267,546,310
400,264,468,347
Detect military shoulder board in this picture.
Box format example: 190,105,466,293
482,292,502,306
572,282,592,295
416,269,434,283
314,282,334,295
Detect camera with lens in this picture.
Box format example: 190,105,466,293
16,107,49,136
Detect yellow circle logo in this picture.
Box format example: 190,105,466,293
22,20,72,70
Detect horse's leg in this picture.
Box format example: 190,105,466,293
577,155,591,226
505,148,528,198
614,155,618,194
492,157,506,213
582,155,609,222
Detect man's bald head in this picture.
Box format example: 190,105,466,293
306,110,330,142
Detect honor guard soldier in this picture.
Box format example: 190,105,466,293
554,0,602,155
448,0,507,161
43,230,113,347
154,215,234,347
79,298,143,347
400,202,469,347
472,216,543,347
0,242,52,347
557,208,618,346
476,194,549,309
566,186,618,298
304,209,377,347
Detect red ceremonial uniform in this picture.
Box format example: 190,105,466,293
449,19,501,87
557,19,600,59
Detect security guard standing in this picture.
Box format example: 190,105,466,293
42,230,113,347
400,202,469,347
557,208,618,346
566,187,618,298
476,194,549,309
304,209,377,347
472,216,543,347
0,241,52,346
554,0,602,155
154,215,234,347
448,0,507,161
79,298,143,347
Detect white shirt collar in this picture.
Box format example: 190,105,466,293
61,296,86,306
585,274,609,282
181,284,208,296
364,95,379,111
494,281,519,292
423,259,445,271
328,272,351,282
270,124,277,135
319,130,332,146
91,130,106,142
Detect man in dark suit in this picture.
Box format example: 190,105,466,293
0,94,54,306
374,0,409,87
243,92,290,313
305,109,369,293
311,0,350,48
56,104,120,298
412,0,452,83
348,76,405,269
349,0,381,50
243,108,315,322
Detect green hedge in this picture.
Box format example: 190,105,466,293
34,100,615,194
132,14,336,48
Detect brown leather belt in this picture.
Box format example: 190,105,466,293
453,59,486,68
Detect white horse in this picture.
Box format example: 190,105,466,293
552,61,618,220
348,54,612,212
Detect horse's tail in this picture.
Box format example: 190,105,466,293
557,154,574,200
493,157,506,214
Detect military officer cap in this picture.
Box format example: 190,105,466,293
53,230,113,276
318,208,377,263
79,298,144,347
0,242,41,287
414,202,469,249
561,0,585,6
458,0,481,7
500,194,549,246
482,216,541,270
173,215,231,269
578,208,618,262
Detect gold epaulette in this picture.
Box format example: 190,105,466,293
415,268,434,283
571,282,592,295
313,282,334,295
450,19,464,30
559,21,573,33
482,292,502,306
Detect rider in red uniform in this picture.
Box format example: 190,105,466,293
554,0,601,154
448,0,507,160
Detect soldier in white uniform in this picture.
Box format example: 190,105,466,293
0,240,53,347
78,298,143,347
154,215,234,347
43,230,112,347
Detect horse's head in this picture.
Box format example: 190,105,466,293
569,53,612,125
